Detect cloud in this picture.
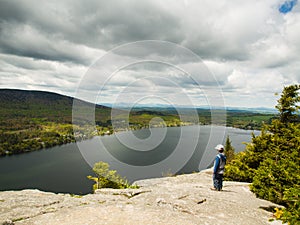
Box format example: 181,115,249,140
0,0,183,64
175,0,278,60
0,0,280,63
0,22,105,65
227,69,286,92
0,53,86,96
0,0,299,108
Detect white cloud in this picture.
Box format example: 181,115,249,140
0,0,299,108
0,53,87,96
229,69,287,92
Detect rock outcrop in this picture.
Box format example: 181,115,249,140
0,169,284,225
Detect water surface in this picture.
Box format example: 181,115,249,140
0,126,259,194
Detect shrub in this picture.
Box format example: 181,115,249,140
87,161,136,191
280,186,300,224
224,151,255,182
224,135,235,163
225,85,300,224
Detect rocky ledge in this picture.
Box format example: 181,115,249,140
0,169,284,225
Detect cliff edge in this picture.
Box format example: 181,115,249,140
0,169,284,225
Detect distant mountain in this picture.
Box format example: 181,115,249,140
102,102,277,114
0,89,275,156
0,89,110,109
0,89,277,120
0,89,73,108
225,107,277,114
0,89,114,155
0,89,110,124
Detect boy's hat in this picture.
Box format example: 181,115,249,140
215,144,224,151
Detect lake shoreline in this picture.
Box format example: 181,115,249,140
1,124,259,158
0,125,259,195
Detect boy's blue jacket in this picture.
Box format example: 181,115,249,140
213,153,226,174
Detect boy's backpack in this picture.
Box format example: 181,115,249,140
217,154,226,174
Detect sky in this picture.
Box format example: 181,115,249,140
0,0,300,108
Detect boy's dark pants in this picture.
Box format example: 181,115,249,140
213,173,223,191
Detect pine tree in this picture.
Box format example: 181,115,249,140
87,161,131,191
224,135,235,163
224,84,300,224
275,84,300,124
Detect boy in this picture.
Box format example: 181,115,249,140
212,144,226,191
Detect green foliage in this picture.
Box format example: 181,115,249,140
275,84,300,124
224,151,255,182
226,112,273,130
0,88,274,156
224,129,273,182
251,151,299,204
280,186,300,224
224,136,235,163
87,161,136,191
225,84,300,224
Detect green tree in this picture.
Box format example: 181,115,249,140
224,135,235,163
275,84,300,124
224,84,300,224
87,161,133,191
280,186,300,224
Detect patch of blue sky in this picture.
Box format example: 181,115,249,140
279,0,298,14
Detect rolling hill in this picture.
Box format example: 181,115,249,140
0,89,274,156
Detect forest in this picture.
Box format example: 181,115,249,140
0,89,274,156
224,84,300,224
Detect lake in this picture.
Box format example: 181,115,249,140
0,126,259,194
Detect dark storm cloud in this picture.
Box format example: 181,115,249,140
0,0,184,65
0,0,28,22
0,0,275,66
